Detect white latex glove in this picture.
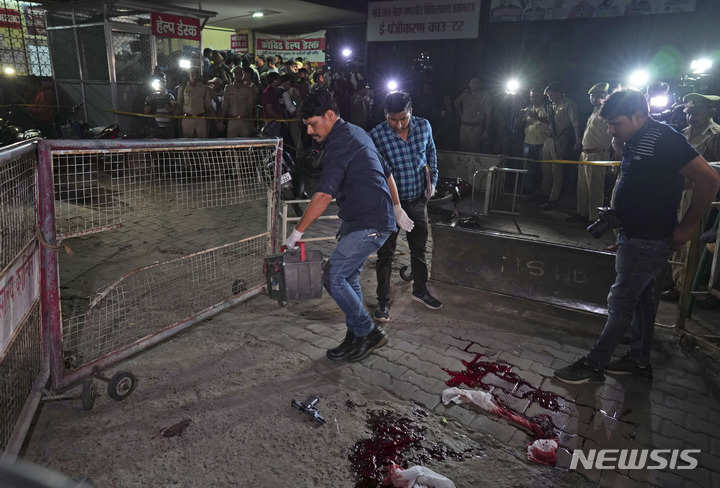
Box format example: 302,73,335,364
285,228,303,250
394,204,415,232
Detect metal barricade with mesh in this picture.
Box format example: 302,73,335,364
36,138,282,398
0,141,48,459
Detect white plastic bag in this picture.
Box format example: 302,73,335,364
387,464,456,488
441,387,497,413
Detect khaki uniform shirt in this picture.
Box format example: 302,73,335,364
455,89,491,124
221,83,254,118
179,82,214,116
581,107,612,150
523,104,551,145
683,120,720,158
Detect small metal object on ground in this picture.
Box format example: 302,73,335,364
291,395,326,424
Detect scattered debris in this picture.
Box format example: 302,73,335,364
161,418,192,438
526,438,559,466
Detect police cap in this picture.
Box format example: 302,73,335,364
682,93,720,107
588,82,609,95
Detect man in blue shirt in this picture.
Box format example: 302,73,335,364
555,89,720,384
285,88,413,362
370,91,441,322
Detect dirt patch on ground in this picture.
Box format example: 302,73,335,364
21,284,603,488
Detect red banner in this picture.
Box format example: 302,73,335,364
24,6,47,37
150,12,200,41
0,8,21,29
231,33,248,53
255,30,326,64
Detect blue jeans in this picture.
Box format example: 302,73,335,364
587,232,672,368
324,227,391,338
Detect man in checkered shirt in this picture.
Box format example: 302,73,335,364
370,91,442,322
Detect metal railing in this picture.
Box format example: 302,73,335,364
0,141,48,459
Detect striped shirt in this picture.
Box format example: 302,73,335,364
369,116,438,201
615,118,698,239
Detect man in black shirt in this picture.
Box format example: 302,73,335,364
555,89,720,384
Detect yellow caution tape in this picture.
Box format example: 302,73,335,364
101,108,297,123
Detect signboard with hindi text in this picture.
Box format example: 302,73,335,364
0,242,39,357
231,33,248,53
488,0,696,23
23,5,46,36
151,12,201,41
0,7,21,29
367,0,480,42
255,30,325,65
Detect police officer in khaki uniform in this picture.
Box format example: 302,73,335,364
454,78,491,153
176,66,215,138
219,67,255,138
682,93,720,158
663,92,720,301
567,82,613,223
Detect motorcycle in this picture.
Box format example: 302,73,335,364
264,149,307,218
56,103,120,139
259,121,309,217
0,104,42,147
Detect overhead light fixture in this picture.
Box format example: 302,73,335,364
252,12,264,18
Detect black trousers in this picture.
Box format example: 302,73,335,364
376,196,429,303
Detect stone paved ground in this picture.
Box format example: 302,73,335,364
22,177,720,487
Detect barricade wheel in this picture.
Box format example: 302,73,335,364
680,334,697,352
81,378,95,410
400,266,413,282
107,371,137,401
232,279,246,294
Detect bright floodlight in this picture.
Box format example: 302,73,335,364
650,96,668,109
3,66,15,75
151,79,162,91
387,80,398,91
691,58,713,74
179,59,191,69
629,70,649,88
342,48,352,58
252,12,264,18
506,78,520,94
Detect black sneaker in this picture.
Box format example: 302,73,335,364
605,353,653,378
374,302,390,322
554,357,605,384
412,289,442,310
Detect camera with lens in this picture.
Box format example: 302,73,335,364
587,207,622,239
